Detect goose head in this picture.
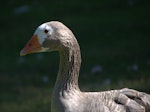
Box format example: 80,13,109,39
20,21,73,56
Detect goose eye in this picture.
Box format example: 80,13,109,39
44,29,49,33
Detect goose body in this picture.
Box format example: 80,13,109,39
20,21,150,112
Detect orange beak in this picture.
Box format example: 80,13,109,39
20,35,42,56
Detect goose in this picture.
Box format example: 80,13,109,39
20,21,150,112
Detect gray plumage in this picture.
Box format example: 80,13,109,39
21,21,150,112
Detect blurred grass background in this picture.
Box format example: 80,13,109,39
0,0,150,111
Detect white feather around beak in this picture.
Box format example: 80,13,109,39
34,23,54,45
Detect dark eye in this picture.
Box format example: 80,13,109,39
44,29,49,33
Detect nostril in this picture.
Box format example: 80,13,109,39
28,43,32,46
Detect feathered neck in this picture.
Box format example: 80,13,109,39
54,37,81,92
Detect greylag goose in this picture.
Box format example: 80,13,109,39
20,21,150,112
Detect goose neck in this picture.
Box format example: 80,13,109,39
55,45,81,91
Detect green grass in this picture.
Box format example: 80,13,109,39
0,0,150,111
